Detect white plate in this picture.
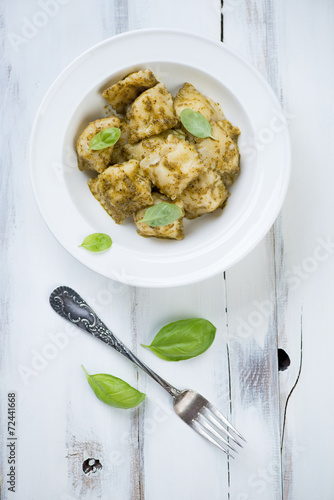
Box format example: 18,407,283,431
30,29,290,288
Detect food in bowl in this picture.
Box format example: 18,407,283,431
76,70,241,240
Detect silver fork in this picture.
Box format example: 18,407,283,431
50,286,246,457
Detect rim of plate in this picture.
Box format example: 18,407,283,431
30,28,291,288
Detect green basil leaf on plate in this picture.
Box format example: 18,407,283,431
82,366,146,409
90,127,121,150
79,233,112,252
180,108,217,140
139,202,183,227
141,318,216,361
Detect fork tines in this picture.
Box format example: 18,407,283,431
192,404,245,458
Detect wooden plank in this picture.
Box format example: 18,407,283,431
124,2,232,498
127,0,221,39
135,277,230,499
223,1,283,498
273,0,334,498
0,2,137,498
226,1,334,499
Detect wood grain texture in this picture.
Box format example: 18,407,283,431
134,277,230,499
1,0,333,498
225,1,334,499
222,2,283,498
275,1,334,498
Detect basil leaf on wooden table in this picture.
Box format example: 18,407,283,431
180,108,217,140
89,127,121,150
79,233,112,252
142,318,216,361
139,202,183,227
82,366,146,409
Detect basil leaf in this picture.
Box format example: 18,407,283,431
82,366,146,409
141,318,216,361
180,108,217,140
79,233,112,252
139,202,183,227
90,127,121,150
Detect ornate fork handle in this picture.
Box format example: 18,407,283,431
50,286,180,397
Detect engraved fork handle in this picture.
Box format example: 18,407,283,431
49,286,180,398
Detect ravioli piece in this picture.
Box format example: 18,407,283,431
76,115,121,173
124,131,173,161
102,69,158,115
220,119,241,143
88,160,153,224
174,82,225,123
140,135,205,200
134,193,184,240
180,169,229,219
109,121,130,165
127,82,178,143
220,138,240,187
195,121,240,186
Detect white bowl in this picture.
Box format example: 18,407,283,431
30,29,290,288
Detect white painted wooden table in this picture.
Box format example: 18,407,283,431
1,1,334,498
